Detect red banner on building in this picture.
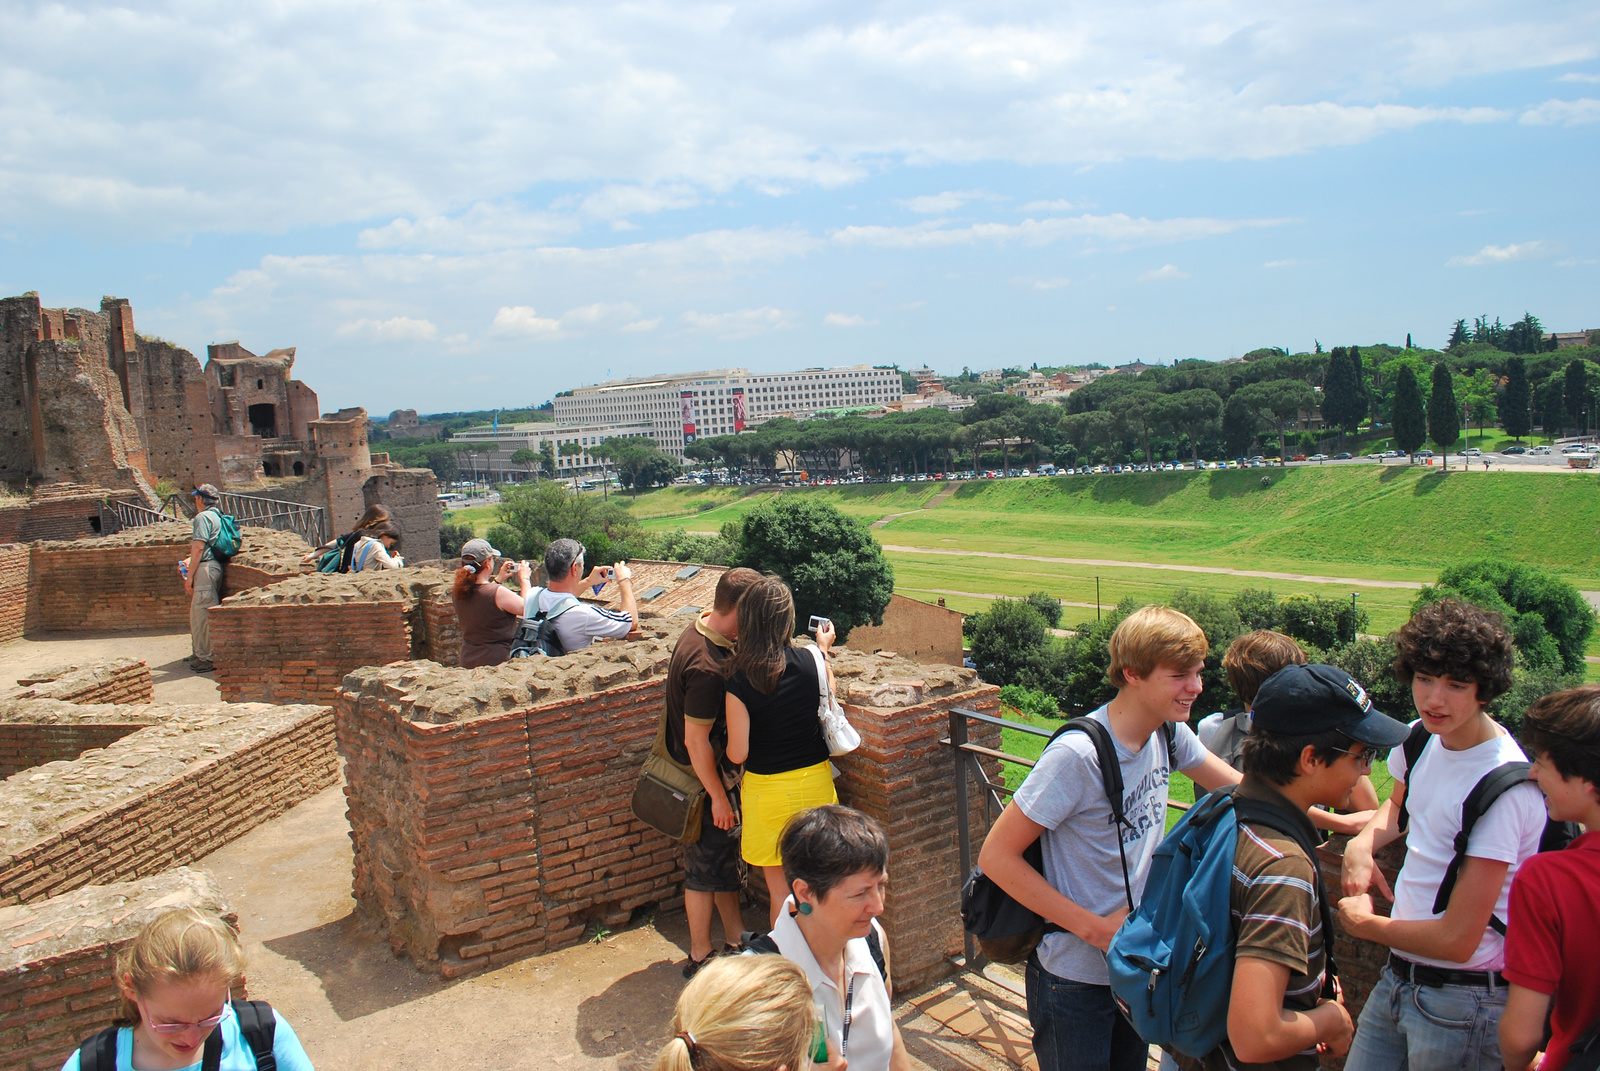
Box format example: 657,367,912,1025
732,387,746,433
680,391,697,443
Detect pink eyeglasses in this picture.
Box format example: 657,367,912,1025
139,994,231,1035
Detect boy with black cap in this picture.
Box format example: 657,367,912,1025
1338,599,1547,1071
1213,663,1411,1071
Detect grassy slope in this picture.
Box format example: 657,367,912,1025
882,467,1600,586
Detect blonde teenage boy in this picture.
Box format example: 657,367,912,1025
978,606,1243,1071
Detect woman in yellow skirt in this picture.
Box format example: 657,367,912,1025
724,575,838,925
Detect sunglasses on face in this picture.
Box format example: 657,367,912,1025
1330,745,1380,769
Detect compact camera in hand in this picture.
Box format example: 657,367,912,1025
809,615,832,634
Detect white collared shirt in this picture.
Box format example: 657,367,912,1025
769,897,895,1071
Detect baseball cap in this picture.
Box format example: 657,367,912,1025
1250,663,1410,747
193,484,220,502
459,538,501,566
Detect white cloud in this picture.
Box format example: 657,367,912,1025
1556,257,1599,267
1020,199,1076,212
492,306,562,337
1447,240,1558,266
1139,264,1189,281
621,318,662,331
1263,259,1297,268
1015,277,1071,290
1520,98,1600,125
681,308,796,339
900,190,994,213
334,316,438,341
824,312,877,327
0,1,1583,237
1558,72,1600,83
832,212,1284,249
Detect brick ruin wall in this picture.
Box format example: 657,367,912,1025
0,699,337,907
22,522,307,634
210,567,459,704
0,544,24,644
0,868,238,1071
128,335,223,493
336,620,998,986
363,465,442,565
6,658,152,704
0,660,157,776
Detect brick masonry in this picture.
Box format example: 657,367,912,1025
336,622,998,987
0,701,337,906
210,567,458,704
0,867,237,1071
842,592,967,666
0,544,25,644
0,660,157,776
22,522,306,635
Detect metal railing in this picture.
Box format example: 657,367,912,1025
217,491,327,547
943,707,1191,966
98,489,326,547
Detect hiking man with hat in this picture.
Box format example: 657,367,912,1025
183,484,227,673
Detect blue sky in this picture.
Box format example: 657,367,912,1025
2,0,1596,415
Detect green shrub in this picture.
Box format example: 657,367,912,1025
999,684,1062,721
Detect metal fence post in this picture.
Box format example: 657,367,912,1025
951,707,975,965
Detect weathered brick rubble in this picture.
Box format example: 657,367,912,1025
219,564,453,606
0,867,238,1071
337,625,998,986
5,658,152,705
0,701,336,906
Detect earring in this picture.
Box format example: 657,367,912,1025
798,902,813,915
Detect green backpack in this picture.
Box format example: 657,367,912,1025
208,510,243,561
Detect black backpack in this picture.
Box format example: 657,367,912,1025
1395,722,1580,935
960,718,1177,964
742,927,889,983
507,588,581,659
78,999,277,1071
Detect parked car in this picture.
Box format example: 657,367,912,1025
1416,450,1434,458
1333,452,1352,460
1531,445,1552,454
1309,453,1328,461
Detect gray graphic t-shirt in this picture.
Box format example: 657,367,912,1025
1011,704,1206,984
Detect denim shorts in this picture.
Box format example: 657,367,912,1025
1343,964,1508,1071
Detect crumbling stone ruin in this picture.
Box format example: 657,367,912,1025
0,291,441,554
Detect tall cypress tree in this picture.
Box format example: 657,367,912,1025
1348,345,1370,430
1543,377,1567,436
1429,361,1460,467
1392,365,1427,457
1448,320,1470,349
1321,347,1357,445
1406,333,1414,349
1565,359,1589,433
1502,357,1532,440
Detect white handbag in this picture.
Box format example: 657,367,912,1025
805,644,861,757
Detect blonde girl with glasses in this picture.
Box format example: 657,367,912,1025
63,907,314,1071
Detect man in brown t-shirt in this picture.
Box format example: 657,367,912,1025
1211,664,1409,1071
665,567,761,978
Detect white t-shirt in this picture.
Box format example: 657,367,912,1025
1390,719,1546,970
528,587,633,653
1011,706,1207,984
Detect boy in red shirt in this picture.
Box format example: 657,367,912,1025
1500,685,1600,1071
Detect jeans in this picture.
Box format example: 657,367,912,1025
1026,957,1149,1071
1344,965,1508,1071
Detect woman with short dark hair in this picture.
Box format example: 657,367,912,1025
763,805,910,1071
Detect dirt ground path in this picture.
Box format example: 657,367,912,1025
0,628,219,704
196,780,1011,1071
881,545,1428,590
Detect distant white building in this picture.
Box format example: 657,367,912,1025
452,419,657,477
553,365,903,459
978,369,1004,383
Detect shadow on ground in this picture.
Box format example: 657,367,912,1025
263,911,452,1021
574,958,685,1071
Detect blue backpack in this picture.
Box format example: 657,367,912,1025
1107,787,1337,1059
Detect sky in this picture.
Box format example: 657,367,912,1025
2,1,1597,415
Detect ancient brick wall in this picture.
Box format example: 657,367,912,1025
363,465,441,564
842,593,967,666
21,327,154,502
0,722,149,780
309,408,372,534
1315,840,1406,1069
0,544,25,644
5,658,152,705
16,485,117,543
420,588,463,665
0,701,337,906
0,868,237,1071
0,294,41,487
336,627,996,986
130,334,223,492
209,567,455,703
